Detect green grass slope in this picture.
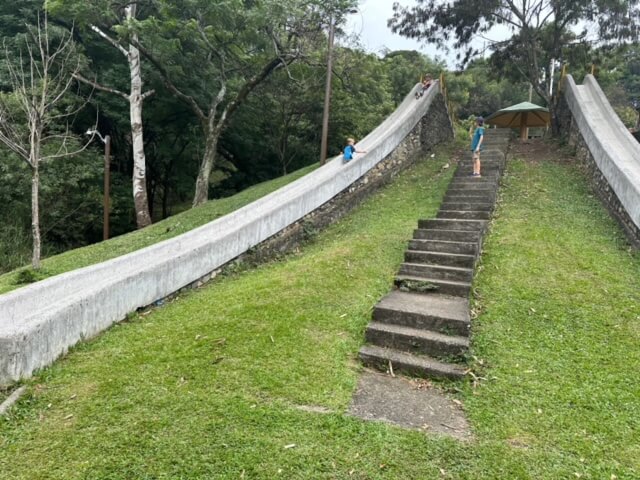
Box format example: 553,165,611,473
0,165,317,295
1,140,639,479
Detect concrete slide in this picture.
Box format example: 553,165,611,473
0,82,449,385
563,74,640,231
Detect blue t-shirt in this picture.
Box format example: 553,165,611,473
471,126,484,151
343,144,356,161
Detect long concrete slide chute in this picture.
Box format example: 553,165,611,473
563,74,640,231
0,82,449,385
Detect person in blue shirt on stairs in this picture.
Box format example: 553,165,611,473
343,137,366,163
469,116,484,177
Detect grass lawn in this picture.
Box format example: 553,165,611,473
1,139,639,479
0,164,318,295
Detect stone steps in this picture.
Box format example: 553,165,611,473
365,322,469,360
437,210,491,220
358,130,509,379
413,227,482,243
372,290,470,336
359,345,466,380
440,202,494,212
418,219,488,233
407,239,478,255
404,250,476,268
395,274,471,298
443,194,496,204
399,262,473,283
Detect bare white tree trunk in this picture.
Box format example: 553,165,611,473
86,4,153,229
31,162,41,270
127,5,152,227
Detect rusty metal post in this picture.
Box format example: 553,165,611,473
103,135,111,241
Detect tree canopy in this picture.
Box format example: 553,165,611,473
390,0,640,112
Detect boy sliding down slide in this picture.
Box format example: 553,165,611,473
343,138,366,163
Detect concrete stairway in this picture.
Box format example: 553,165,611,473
359,130,510,379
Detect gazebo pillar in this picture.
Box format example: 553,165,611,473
520,112,528,142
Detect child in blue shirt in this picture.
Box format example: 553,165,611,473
343,138,366,163
469,117,484,177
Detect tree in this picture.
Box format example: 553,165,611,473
389,0,640,129
137,0,357,207
48,0,154,228
0,14,94,269
383,50,445,106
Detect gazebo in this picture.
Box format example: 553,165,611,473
485,102,550,141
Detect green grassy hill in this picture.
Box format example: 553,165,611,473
1,139,639,479
0,164,318,295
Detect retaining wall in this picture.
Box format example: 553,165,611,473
0,83,454,385
559,75,640,247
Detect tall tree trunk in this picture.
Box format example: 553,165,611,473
192,121,221,207
31,162,41,270
127,5,152,228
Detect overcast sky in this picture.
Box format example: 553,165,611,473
346,0,440,58
345,0,512,67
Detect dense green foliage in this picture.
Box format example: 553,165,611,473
1,140,639,478
1,0,638,274
390,0,640,132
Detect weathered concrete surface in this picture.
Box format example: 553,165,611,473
348,370,471,440
561,74,640,245
0,82,453,386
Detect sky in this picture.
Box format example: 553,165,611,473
345,0,512,67
346,1,433,56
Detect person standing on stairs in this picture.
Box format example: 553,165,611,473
469,116,484,177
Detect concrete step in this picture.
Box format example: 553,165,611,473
365,322,469,359
444,190,496,200
399,262,473,282
441,202,494,212
373,290,470,336
456,165,504,173
396,274,471,297
448,181,498,190
437,209,491,220
459,155,505,161
444,191,496,202
405,249,476,269
359,345,467,380
457,159,505,167
413,228,482,243
408,239,478,255
452,173,501,181
418,218,488,232
452,172,500,180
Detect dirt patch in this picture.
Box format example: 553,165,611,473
508,138,574,164
347,370,472,441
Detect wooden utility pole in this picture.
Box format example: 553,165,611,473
320,15,335,165
103,135,111,240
